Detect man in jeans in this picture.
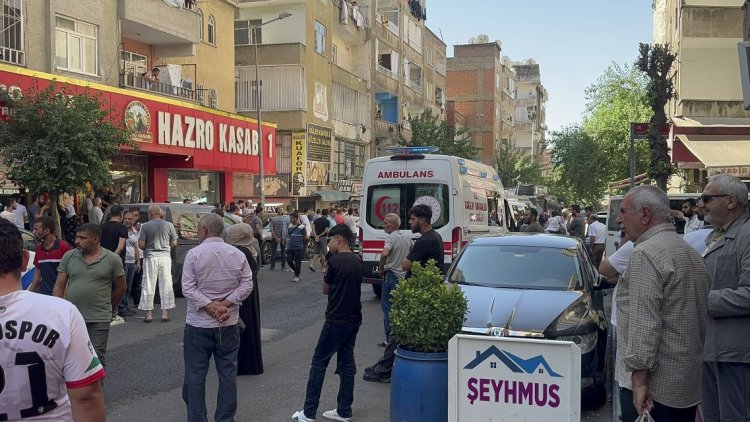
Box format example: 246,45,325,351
293,224,362,422
286,212,308,282
269,207,287,271
377,213,412,347
181,213,252,422
119,211,141,317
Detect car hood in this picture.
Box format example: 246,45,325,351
460,285,583,335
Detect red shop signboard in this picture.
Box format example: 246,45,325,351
0,65,276,175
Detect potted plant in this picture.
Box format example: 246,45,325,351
389,260,468,422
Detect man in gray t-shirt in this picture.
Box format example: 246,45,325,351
137,205,178,321
377,213,413,345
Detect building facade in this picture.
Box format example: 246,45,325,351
235,0,444,210
512,60,547,157
653,0,750,191
0,0,273,204
445,40,519,167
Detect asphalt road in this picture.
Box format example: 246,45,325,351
102,264,612,421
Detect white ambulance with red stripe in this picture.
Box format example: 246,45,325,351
359,147,511,295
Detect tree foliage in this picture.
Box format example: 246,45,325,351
401,108,478,159
636,43,676,191
0,83,135,234
495,141,543,187
548,125,609,206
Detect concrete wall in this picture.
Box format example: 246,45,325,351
237,3,307,45
26,0,121,86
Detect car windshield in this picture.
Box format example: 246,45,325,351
448,244,583,290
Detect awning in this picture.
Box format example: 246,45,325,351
310,190,351,202
673,135,750,169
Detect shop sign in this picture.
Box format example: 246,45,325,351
707,166,750,177
449,335,581,422
292,132,307,196
337,179,363,194
0,66,277,175
254,174,290,197
307,124,332,162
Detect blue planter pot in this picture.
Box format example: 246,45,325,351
390,347,448,422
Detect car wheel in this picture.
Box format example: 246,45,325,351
261,241,272,265
304,239,315,260
372,282,382,297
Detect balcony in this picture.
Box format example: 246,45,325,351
374,65,399,93
120,0,200,56
0,46,24,66
235,64,307,112
516,96,538,107
120,72,206,105
515,121,533,131
374,118,398,136
374,20,400,48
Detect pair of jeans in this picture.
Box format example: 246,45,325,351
286,248,303,276
303,320,361,419
270,238,286,269
381,271,400,343
119,262,137,313
182,324,240,422
86,322,110,369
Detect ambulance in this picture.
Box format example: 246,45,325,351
359,147,511,296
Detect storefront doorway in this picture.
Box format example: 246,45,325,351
167,170,220,205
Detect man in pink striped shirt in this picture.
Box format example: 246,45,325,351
181,213,253,422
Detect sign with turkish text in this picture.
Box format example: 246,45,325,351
630,122,670,139
707,166,750,177
292,132,307,196
253,174,290,197
0,65,277,175
449,335,581,422
306,124,332,162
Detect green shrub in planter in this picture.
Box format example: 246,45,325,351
390,260,468,353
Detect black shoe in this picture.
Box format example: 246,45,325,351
363,373,391,383
117,312,129,318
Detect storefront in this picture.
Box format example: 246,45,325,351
0,64,277,204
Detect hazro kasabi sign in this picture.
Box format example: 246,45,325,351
449,335,581,422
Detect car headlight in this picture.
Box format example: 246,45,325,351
554,331,597,354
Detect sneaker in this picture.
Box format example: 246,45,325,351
322,409,351,421
292,410,315,421
111,315,126,325
377,340,388,347
293,276,299,282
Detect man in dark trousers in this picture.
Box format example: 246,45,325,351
292,224,362,422
363,204,444,383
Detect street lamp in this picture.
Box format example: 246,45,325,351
251,10,292,204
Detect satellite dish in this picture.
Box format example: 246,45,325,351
495,40,503,49
468,37,477,44
477,34,490,43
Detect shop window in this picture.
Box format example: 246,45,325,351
55,15,98,75
198,9,204,41
276,132,292,174
168,170,219,205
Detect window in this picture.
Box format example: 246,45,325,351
276,133,292,174
207,15,216,45
335,139,365,181
121,51,147,75
426,48,433,66
55,16,98,75
314,21,326,55
0,0,23,65
331,44,338,65
496,73,500,90
234,19,261,45
313,82,328,120
366,183,449,230
198,9,204,41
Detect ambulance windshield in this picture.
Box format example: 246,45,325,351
366,183,450,230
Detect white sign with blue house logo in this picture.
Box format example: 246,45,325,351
448,335,581,421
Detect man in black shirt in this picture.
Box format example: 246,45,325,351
99,205,129,319
309,209,331,272
293,224,362,422
364,204,445,383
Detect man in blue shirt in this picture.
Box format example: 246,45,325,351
286,212,308,282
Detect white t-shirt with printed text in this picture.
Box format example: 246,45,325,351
0,290,105,421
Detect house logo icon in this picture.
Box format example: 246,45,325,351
464,345,563,378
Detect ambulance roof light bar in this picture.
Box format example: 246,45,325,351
387,146,440,160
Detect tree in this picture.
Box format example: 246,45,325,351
495,141,543,187
583,63,652,184
636,43,676,191
548,125,609,206
400,109,478,159
0,83,135,235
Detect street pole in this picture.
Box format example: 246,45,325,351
254,26,265,205
629,123,636,189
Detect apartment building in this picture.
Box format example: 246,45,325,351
445,40,518,166
512,60,547,157
0,0,273,204
235,0,443,209
653,0,750,191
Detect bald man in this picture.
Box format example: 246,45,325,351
138,205,178,322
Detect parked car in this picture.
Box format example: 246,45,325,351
446,233,610,406
261,221,315,265
104,203,238,296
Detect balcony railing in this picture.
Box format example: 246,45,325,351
405,78,422,92
235,64,306,112
0,46,24,66
376,63,397,79
120,72,204,104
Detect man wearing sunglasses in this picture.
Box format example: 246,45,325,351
699,173,750,422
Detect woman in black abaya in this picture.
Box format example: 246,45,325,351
224,223,263,375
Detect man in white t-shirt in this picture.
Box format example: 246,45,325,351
599,231,634,422
586,214,607,266
377,213,412,347
12,195,28,230
0,218,105,421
